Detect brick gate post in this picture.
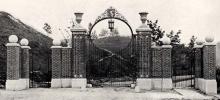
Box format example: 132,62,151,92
201,36,217,95
51,39,62,88
71,12,87,88
160,37,172,89
194,40,203,89
151,37,172,90
6,35,22,90
135,12,152,90
20,38,31,89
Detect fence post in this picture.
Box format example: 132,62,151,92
51,39,62,88
6,35,22,90
70,12,87,88
20,38,31,89
194,40,203,89
202,36,217,95
135,12,152,90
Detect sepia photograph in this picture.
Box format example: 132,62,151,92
0,0,220,99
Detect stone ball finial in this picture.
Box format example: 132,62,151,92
20,38,29,46
205,35,214,43
196,39,203,45
162,36,171,45
8,35,18,43
53,39,61,46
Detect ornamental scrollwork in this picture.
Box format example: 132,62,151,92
94,6,128,24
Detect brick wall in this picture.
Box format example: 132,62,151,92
161,47,172,78
51,47,62,79
61,47,71,78
152,47,162,78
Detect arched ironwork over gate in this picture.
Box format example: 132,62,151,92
86,7,138,87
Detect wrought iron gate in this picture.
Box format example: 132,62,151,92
85,7,139,87
172,45,195,88
29,49,51,88
86,35,138,87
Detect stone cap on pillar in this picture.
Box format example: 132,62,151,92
162,45,172,48
20,46,31,49
6,43,20,47
70,12,87,33
51,46,62,48
6,35,20,47
62,47,72,49
151,45,162,49
194,45,203,48
136,12,152,33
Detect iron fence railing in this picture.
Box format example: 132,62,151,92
172,45,195,88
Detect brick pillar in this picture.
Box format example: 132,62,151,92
201,37,217,95
51,41,62,88
137,33,151,78
152,46,162,78
61,47,71,88
151,46,162,89
161,44,172,89
20,41,31,89
6,35,22,90
136,12,152,90
70,12,87,88
194,44,203,89
72,34,86,78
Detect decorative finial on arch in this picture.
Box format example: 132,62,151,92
88,6,133,35
94,6,128,24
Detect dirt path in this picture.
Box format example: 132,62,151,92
0,88,216,100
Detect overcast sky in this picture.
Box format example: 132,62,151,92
0,0,220,43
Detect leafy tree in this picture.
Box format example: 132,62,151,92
98,28,120,38
99,29,109,38
188,35,197,48
166,30,181,45
148,20,165,45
